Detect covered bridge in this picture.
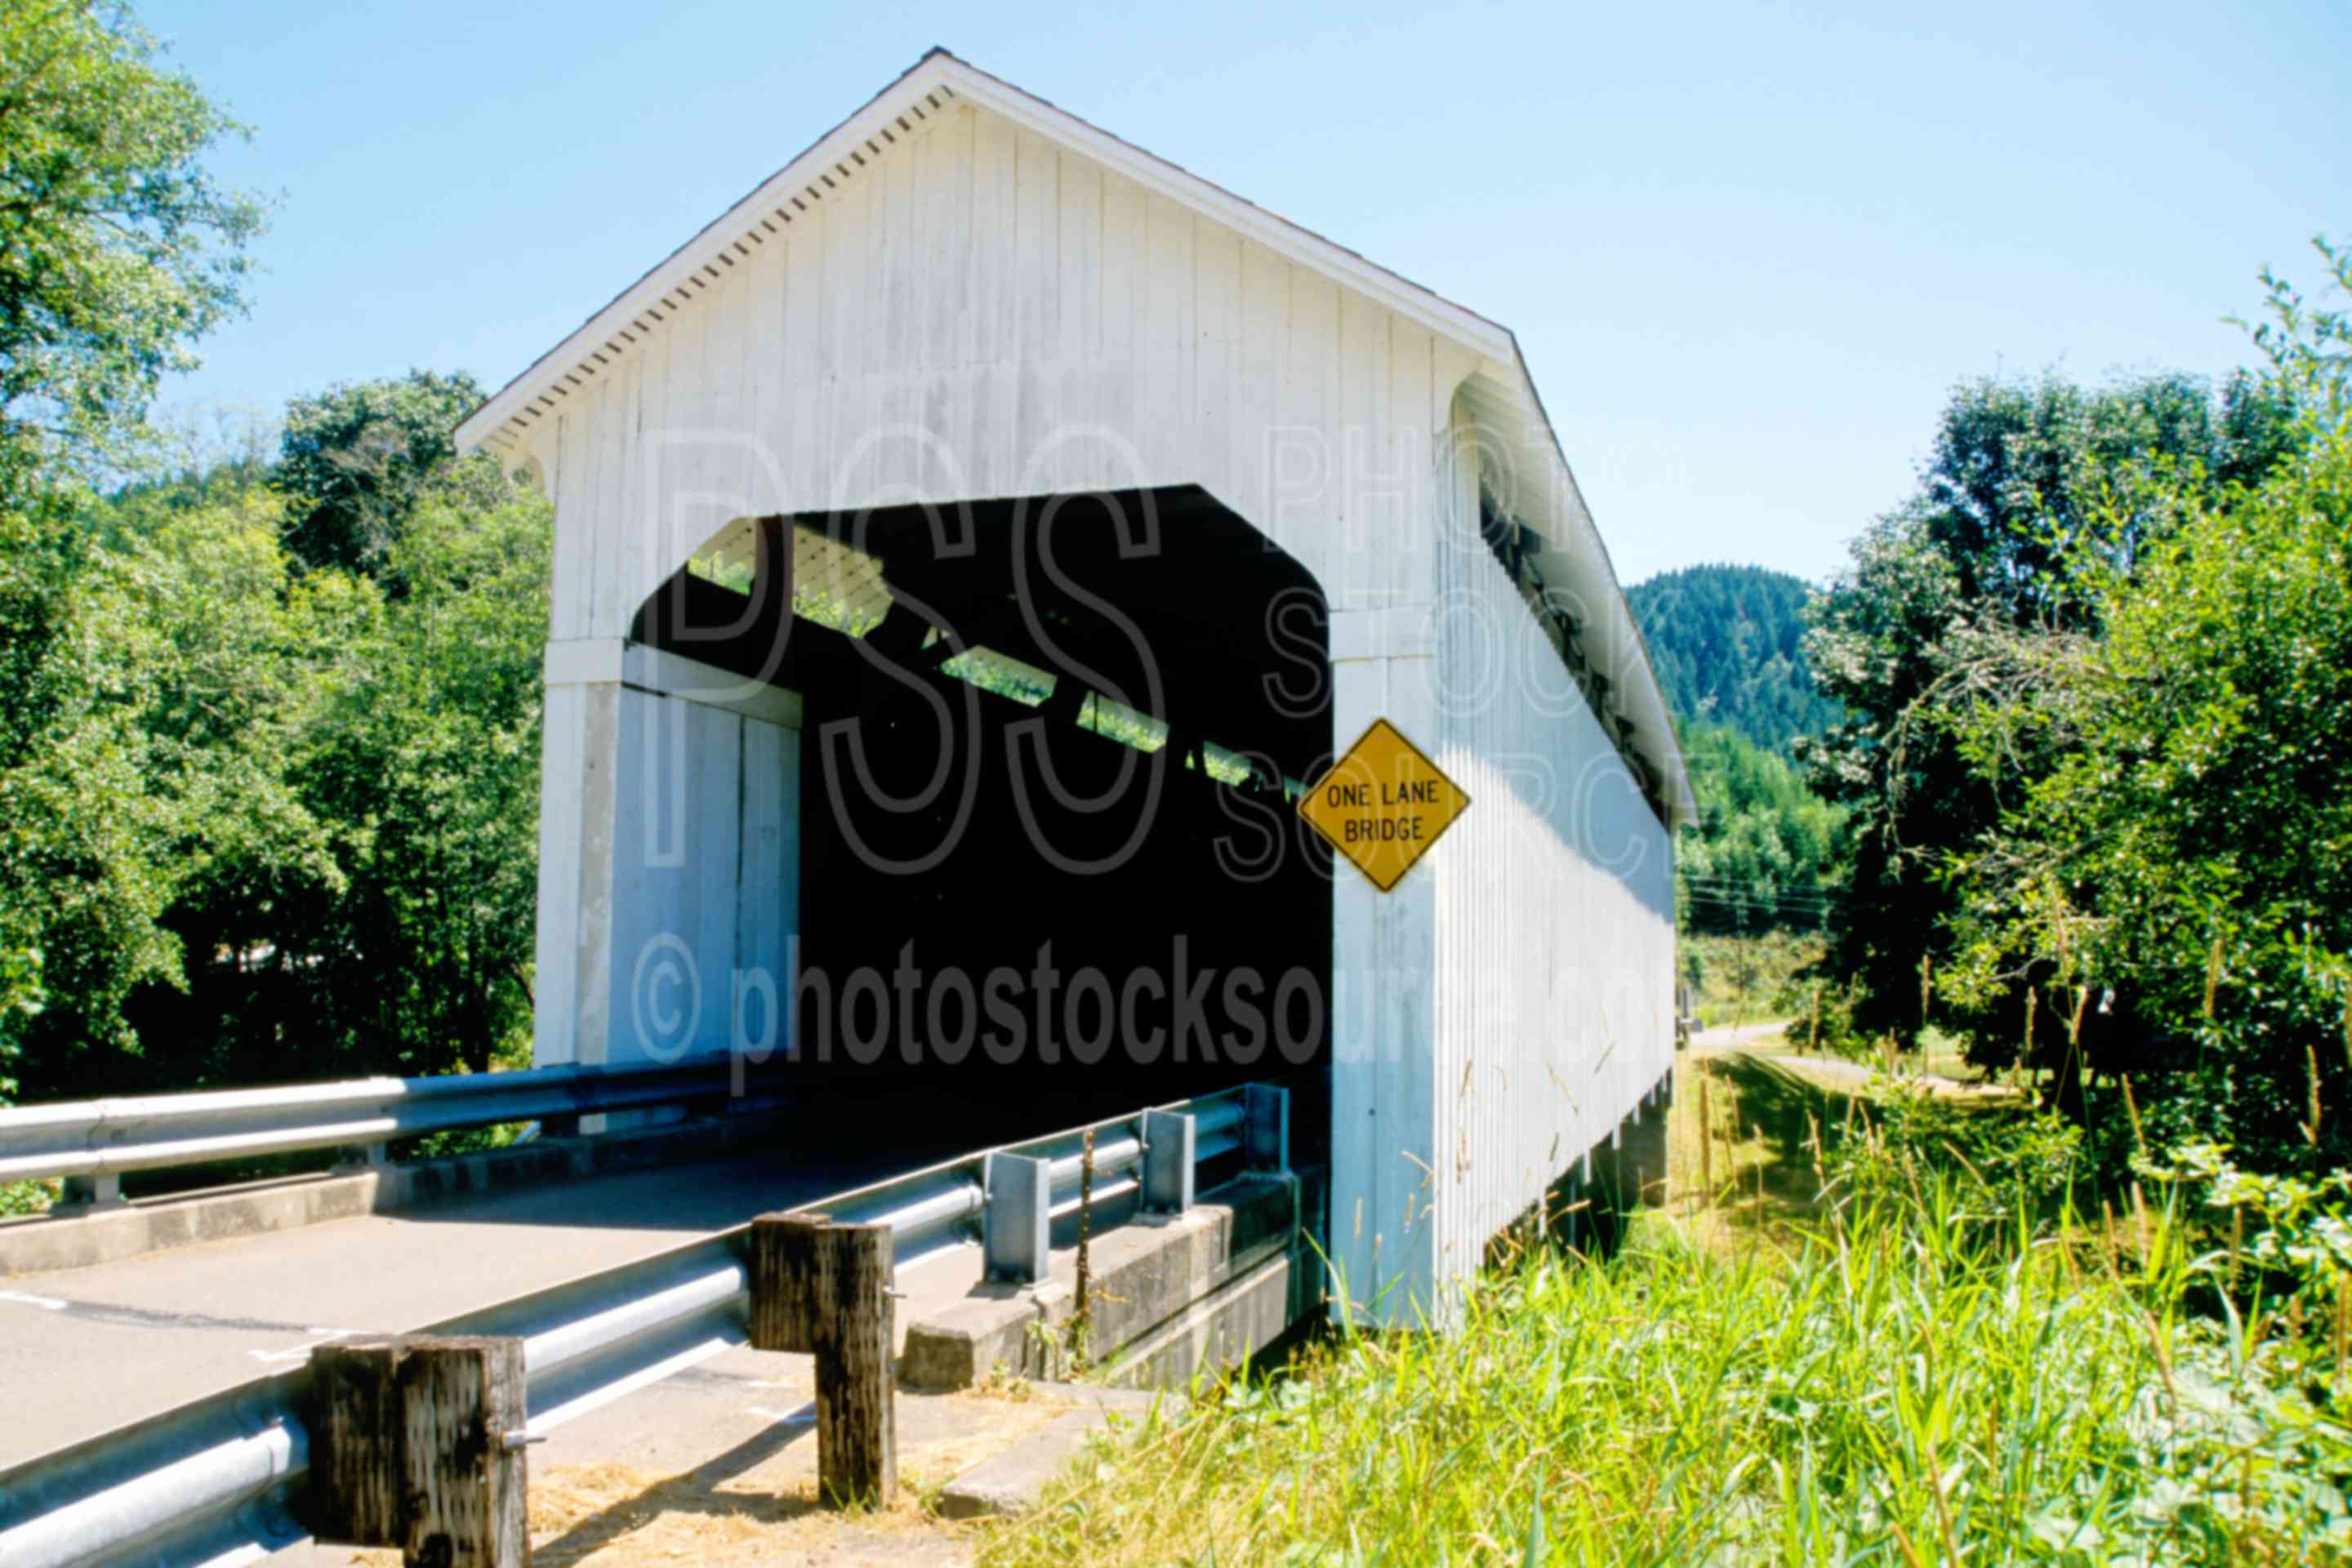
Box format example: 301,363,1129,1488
454,49,1695,1325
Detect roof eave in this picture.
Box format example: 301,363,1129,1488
1463,349,1696,830
453,51,960,453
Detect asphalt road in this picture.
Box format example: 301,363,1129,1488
0,1146,910,1469
0,1071,1238,1473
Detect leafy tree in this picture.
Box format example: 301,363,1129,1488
4,457,551,1102
268,491,549,1079
274,369,495,572
1936,242,2352,1162
0,0,263,466
0,0,263,1098
0,944,36,1094
0,7,548,1107
1627,565,1836,755
1804,368,2304,1049
3,490,352,1097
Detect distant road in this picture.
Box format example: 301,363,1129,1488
1686,1019,1793,1055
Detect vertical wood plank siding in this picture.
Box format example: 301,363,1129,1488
539,103,1454,633
1428,399,1676,1315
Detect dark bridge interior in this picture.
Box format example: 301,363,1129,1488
634,485,1333,1121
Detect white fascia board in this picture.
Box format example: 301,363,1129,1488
453,62,956,452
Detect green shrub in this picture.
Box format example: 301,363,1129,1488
1827,1085,2087,1218
0,1177,58,1218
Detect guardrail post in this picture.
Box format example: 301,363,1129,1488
334,1142,390,1172
1245,1085,1290,1171
309,1334,529,1567
1141,1111,1195,1214
813,1222,895,1507
749,1211,828,1352
747,1213,897,1508
982,1152,1049,1285
55,1172,122,1211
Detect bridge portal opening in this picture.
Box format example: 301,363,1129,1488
631,485,1333,1139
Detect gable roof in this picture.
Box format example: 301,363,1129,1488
452,47,1516,456
452,49,1694,826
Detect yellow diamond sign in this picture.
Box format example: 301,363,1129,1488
1297,719,1471,893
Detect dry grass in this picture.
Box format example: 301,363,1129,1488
315,1389,1077,1568
1664,1043,1852,1256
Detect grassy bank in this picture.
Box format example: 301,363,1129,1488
982,1057,2352,1566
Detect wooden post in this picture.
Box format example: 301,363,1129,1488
1073,1128,1096,1369
310,1340,406,1550
750,1211,830,1353
310,1335,529,1567
1697,1069,1713,1197
813,1222,896,1507
748,1212,897,1508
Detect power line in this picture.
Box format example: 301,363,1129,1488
1681,888,1833,904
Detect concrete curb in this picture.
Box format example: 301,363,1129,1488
936,1384,1182,1520
901,1170,1305,1392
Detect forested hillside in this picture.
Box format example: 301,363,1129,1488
1622,566,1845,935
1675,721,1840,934
1626,564,1836,755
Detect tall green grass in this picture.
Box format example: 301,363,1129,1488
985,1172,2351,1565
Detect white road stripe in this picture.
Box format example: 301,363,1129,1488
248,1328,359,1362
744,1403,817,1425
0,1290,67,1312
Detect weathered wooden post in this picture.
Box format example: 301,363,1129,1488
1072,1128,1098,1372
814,1222,896,1506
751,1210,830,1352
1696,1067,1713,1199
309,1334,530,1567
750,1212,897,1508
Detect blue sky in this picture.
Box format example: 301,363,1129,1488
141,0,2349,586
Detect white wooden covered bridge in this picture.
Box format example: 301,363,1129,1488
454,48,1695,1325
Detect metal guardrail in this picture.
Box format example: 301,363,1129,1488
0,1054,748,1198
0,1084,1267,1568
